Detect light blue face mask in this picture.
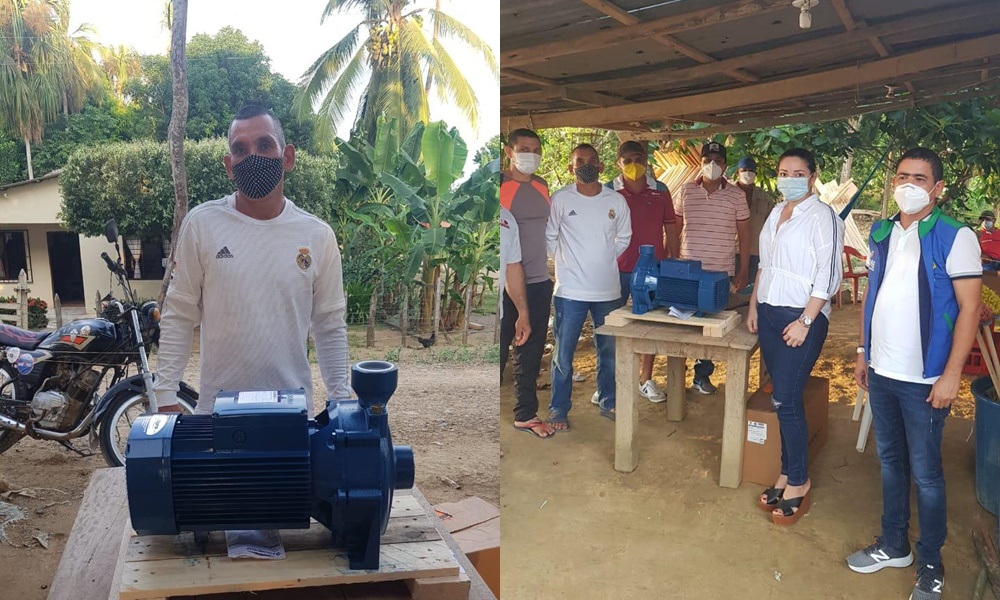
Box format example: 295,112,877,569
776,176,811,201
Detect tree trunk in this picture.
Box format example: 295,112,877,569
432,276,442,339
366,283,378,348
419,262,439,333
400,283,409,347
840,152,853,185
24,137,33,181
158,0,190,308
880,151,894,219
461,282,472,346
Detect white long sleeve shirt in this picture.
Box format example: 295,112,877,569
153,194,351,416
546,185,632,302
756,194,845,318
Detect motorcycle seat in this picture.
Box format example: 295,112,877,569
0,324,50,351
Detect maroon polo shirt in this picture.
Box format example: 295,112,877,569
616,184,676,273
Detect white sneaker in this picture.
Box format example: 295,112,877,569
639,380,666,403
591,391,600,405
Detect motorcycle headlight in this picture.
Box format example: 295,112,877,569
151,307,161,323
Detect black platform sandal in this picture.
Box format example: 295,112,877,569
757,487,784,511
771,491,811,526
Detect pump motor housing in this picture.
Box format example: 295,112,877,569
125,360,414,569
630,245,730,315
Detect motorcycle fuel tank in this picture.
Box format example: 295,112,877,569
39,319,118,354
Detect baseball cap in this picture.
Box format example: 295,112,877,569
983,210,995,220
617,140,647,158
737,157,757,171
701,141,727,161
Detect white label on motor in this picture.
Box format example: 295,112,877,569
747,421,767,444
237,391,279,404
644,275,657,286
144,414,169,436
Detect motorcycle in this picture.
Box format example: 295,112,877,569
0,219,197,466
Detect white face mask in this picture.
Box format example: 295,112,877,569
512,152,541,175
738,171,755,186
702,162,723,181
894,183,932,215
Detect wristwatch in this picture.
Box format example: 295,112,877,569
798,314,813,328
856,345,866,354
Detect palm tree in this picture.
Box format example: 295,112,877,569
0,0,102,179
295,0,497,147
100,44,141,101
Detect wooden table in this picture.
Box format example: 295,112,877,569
596,316,760,488
47,468,495,600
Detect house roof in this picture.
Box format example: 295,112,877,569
0,169,62,193
500,0,1000,138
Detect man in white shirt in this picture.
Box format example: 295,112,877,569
154,104,352,416
546,144,631,427
848,148,982,600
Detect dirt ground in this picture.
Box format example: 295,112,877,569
500,301,995,599
0,329,499,600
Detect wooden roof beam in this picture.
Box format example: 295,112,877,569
578,0,759,83
500,33,1000,130
559,2,996,93
830,0,916,94
502,0,792,69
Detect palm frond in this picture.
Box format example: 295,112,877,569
294,25,362,119
312,42,369,146
428,37,479,129
424,8,497,78
321,0,377,24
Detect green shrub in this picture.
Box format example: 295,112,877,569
0,296,49,330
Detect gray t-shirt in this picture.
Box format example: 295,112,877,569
501,175,550,284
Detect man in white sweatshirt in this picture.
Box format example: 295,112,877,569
154,104,352,416
546,143,632,427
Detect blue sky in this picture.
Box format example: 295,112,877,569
69,0,499,175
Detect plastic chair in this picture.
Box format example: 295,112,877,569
836,246,867,308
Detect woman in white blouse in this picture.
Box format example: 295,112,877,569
747,148,845,526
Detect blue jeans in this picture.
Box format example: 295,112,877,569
550,296,619,418
868,369,950,567
756,304,829,486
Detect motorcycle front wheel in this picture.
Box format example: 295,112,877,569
98,389,198,467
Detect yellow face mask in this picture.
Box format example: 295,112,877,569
622,162,647,181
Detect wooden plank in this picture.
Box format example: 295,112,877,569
406,567,472,600
598,318,758,351
719,348,750,489
126,515,441,563
614,337,640,473
107,518,136,600
604,306,741,338
503,32,1000,129
559,2,998,93
666,356,686,422
118,540,459,599
502,0,791,68
48,468,130,600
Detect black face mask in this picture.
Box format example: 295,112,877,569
232,154,285,199
575,163,600,184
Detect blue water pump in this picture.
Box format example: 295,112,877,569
125,361,415,570
630,245,730,315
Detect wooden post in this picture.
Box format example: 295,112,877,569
14,270,29,329
400,283,409,347
880,151,894,219
94,290,103,317
432,276,442,339
461,282,473,346
54,294,62,329
493,311,500,344
366,282,378,348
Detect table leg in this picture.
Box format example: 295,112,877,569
719,348,750,488
666,356,686,422
614,337,639,473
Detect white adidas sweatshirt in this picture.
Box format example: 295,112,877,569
546,185,632,302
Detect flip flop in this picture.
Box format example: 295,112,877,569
547,419,571,432
513,419,554,438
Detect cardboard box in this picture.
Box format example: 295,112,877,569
434,497,500,598
741,376,829,487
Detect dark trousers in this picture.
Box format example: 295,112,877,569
756,303,829,486
868,369,950,567
500,279,553,422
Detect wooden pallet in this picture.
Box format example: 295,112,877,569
603,306,742,338
108,492,470,600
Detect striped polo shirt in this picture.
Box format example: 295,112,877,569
675,177,750,275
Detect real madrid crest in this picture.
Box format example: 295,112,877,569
608,208,616,219
297,247,312,270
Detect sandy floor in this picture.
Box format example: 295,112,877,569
0,338,499,600
500,302,993,599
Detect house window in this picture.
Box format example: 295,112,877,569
0,230,31,283
123,237,167,281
